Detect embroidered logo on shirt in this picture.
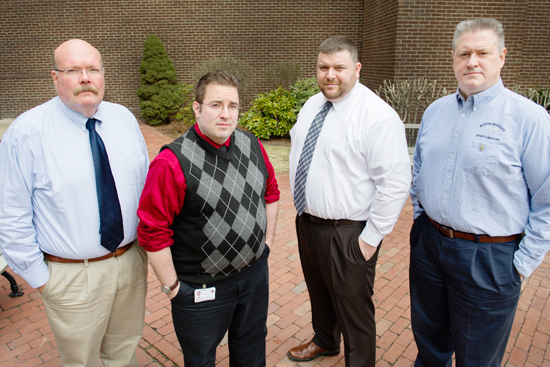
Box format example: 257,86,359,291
475,122,505,142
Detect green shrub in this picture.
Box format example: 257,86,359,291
239,77,320,139
239,88,296,139
265,62,301,90
193,57,252,102
137,34,183,126
173,83,196,134
290,77,320,113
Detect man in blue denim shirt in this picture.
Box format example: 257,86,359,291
410,18,550,367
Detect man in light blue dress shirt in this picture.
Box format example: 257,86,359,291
410,18,550,367
0,39,149,366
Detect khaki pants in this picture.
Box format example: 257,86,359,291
41,244,148,367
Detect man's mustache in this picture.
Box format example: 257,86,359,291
73,85,99,96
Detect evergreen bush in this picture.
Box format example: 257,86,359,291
137,34,184,126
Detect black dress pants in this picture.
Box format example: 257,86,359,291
296,214,380,367
170,246,270,367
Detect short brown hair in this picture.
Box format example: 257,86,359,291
195,70,240,103
318,36,359,64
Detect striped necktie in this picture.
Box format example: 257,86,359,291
293,101,332,215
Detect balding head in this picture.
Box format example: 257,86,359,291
51,39,105,118
52,39,102,69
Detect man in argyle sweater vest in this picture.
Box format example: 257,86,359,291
137,70,280,367
165,126,269,283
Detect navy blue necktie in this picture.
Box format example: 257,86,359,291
294,101,332,215
86,118,124,252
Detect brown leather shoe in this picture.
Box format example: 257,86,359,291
287,340,340,362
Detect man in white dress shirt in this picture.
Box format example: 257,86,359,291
0,39,149,366
287,36,411,366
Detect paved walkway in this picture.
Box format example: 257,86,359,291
1,122,550,366
0,118,13,140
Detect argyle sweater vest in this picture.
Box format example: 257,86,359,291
163,127,268,284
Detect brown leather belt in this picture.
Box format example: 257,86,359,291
307,213,365,227
43,241,135,263
428,217,522,243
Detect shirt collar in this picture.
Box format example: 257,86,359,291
328,80,359,112
56,97,103,130
193,124,231,149
455,78,504,109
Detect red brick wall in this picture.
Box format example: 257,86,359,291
1,0,548,119
384,0,548,91
361,0,400,88
518,0,550,87
0,0,364,119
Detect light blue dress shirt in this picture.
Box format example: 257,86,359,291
0,97,149,288
411,80,550,277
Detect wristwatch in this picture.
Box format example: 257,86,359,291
161,279,179,295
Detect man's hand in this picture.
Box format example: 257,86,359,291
358,237,377,261
168,283,180,300
37,284,46,294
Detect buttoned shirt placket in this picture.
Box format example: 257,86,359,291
440,96,475,225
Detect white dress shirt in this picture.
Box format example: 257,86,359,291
289,82,411,247
0,97,149,288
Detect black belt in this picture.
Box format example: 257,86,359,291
428,217,522,243
306,213,365,227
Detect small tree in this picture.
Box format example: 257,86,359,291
265,61,301,90
193,57,252,102
137,34,183,126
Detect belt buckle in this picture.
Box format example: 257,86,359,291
440,224,454,239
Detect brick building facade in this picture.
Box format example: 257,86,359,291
363,0,550,91
1,0,548,119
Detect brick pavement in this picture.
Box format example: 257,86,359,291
1,122,550,366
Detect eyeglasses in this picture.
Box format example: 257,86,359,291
200,102,239,113
54,68,105,77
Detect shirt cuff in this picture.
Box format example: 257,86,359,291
359,224,384,248
22,261,50,289
514,250,535,277
265,191,280,204
137,228,174,252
